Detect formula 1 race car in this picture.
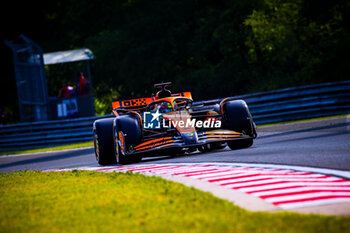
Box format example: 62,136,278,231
93,82,257,165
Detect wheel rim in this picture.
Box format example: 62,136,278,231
114,127,120,163
199,143,211,152
93,129,100,161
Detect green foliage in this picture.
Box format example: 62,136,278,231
243,0,349,91
35,0,349,115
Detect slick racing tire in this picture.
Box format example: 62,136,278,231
93,118,116,165
114,115,142,164
198,142,226,153
223,100,255,136
223,100,256,150
227,138,253,150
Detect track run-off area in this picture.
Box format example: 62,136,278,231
47,163,350,215
1,116,350,215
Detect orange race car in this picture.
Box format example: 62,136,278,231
93,82,257,165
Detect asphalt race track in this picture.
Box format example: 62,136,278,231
1,117,349,174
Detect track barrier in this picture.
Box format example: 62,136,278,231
1,81,349,151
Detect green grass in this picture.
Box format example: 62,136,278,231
0,171,349,233
0,141,93,156
257,114,350,127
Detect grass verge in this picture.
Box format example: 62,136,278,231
0,171,349,233
0,141,93,156
257,114,350,127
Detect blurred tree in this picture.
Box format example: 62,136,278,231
244,0,349,91
3,0,349,117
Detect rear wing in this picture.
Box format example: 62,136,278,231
112,92,192,110
112,97,153,110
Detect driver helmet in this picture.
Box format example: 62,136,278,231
160,102,172,113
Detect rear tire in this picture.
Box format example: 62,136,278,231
198,142,226,153
227,139,253,150
223,100,256,150
210,142,227,150
93,118,116,165
223,100,254,136
198,144,211,153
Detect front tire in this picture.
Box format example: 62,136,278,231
113,115,142,164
